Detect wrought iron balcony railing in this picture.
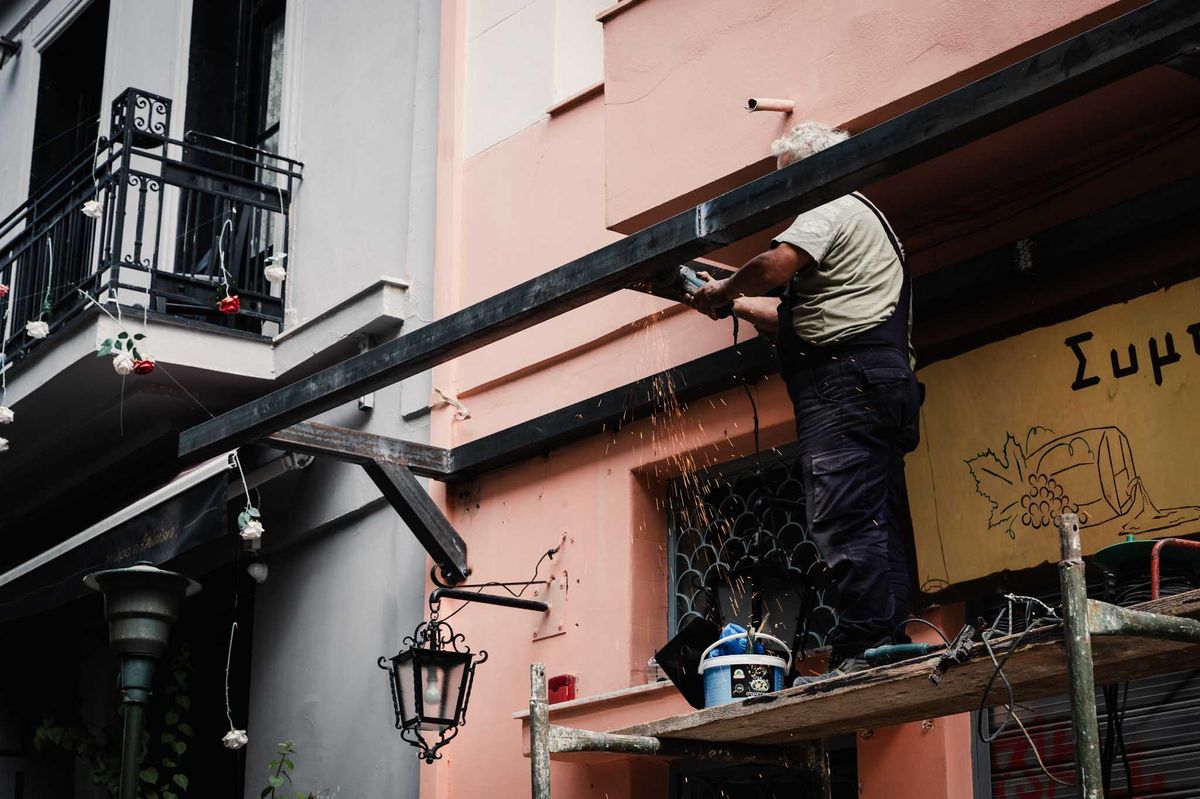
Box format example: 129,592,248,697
0,87,303,366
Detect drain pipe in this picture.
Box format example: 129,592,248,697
746,97,794,114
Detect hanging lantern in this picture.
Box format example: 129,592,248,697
377,607,487,764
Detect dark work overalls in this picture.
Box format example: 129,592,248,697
775,194,922,659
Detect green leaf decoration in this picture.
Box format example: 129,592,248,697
134,333,146,340
237,510,251,529
113,338,123,350
96,344,112,357
269,775,286,789
162,758,177,769
171,741,187,755
283,759,295,770
139,767,158,784
177,722,194,737
173,774,189,790
118,332,129,339
131,347,142,360
268,759,281,769
164,792,179,799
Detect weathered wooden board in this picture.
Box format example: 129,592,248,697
615,590,1200,744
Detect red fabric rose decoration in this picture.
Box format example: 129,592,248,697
218,295,241,315
132,358,156,375
0,284,8,298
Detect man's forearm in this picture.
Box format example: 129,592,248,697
732,297,779,335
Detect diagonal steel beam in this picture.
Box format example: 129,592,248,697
362,459,469,583
180,0,1200,461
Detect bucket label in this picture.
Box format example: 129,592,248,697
730,663,775,698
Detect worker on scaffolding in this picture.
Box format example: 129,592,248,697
690,121,920,680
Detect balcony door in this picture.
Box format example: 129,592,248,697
174,0,287,328
28,0,109,200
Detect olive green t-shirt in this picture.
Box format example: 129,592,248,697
771,193,909,360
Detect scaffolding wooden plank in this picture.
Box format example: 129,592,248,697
615,589,1200,745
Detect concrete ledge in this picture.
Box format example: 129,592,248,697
273,276,411,377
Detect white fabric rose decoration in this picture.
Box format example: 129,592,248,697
263,255,287,285
112,352,134,375
25,320,49,339
240,519,264,541
222,729,249,750
0,406,12,424
0,438,8,452
81,200,103,219
263,263,287,285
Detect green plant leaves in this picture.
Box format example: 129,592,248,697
173,773,189,790
176,723,194,737
269,775,286,789
171,741,187,755
139,767,159,784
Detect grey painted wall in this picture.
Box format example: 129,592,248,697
0,0,442,796
238,0,441,796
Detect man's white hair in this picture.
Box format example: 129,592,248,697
771,122,849,164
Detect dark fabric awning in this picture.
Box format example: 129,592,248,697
0,452,234,624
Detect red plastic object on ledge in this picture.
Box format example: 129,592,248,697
548,674,577,704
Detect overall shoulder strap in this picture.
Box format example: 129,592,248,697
850,192,905,267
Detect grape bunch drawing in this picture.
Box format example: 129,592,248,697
1019,473,1078,530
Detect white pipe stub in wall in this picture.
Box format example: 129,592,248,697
746,98,794,113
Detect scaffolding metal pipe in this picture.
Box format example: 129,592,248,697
531,664,552,799
1086,598,1200,642
1057,512,1103,799
546,725,822,771
1150,538,1200,599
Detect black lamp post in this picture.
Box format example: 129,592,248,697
84,563,200,799
377,606,488,764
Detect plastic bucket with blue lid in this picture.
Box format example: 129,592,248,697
698,632,790,707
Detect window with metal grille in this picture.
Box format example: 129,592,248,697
667,449,838,655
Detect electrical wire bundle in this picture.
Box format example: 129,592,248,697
977,594,1073,789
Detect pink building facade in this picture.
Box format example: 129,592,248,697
423,1,1200,796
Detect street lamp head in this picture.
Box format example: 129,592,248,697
378,614,487,764
84,563,201,660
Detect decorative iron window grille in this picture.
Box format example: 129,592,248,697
0,87,303,365
668,449,839,656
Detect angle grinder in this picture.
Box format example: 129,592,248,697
654,265,732,318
